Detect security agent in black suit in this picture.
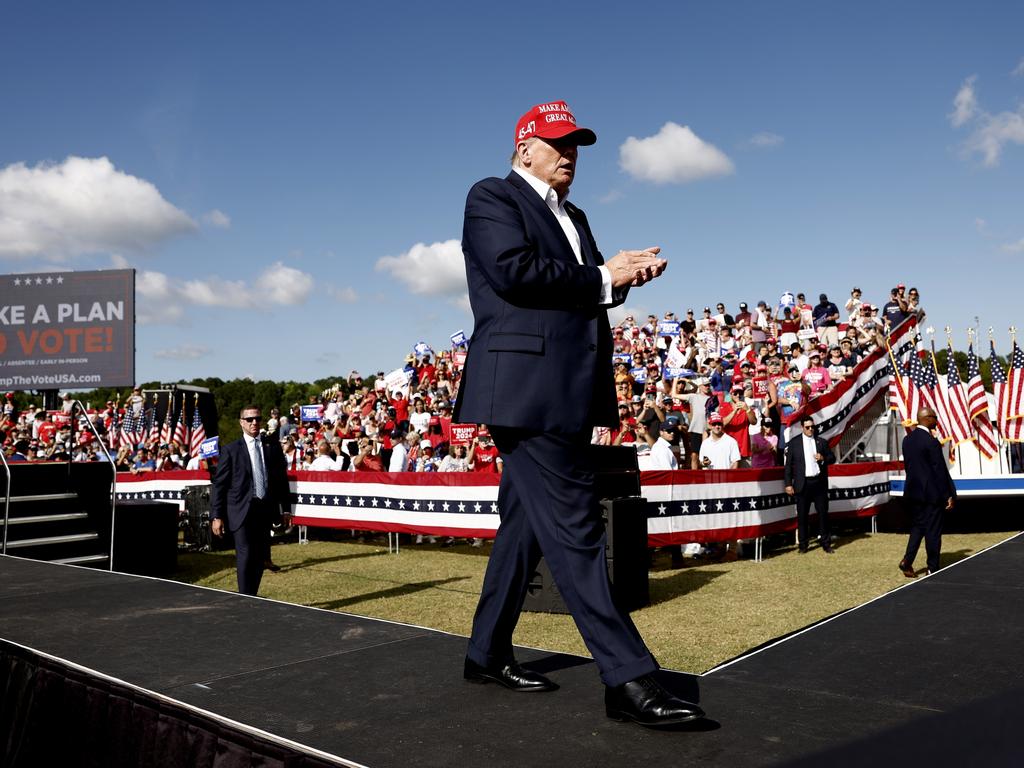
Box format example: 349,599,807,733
455,100,703,727
784,415,837,553
899,407,956,577
211,405,292,595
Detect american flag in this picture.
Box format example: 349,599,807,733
189,397,206,457
120,406,140,449
1008,340,1024,430
944,343,975,445
160,397,174,445
887,353,914,425
173,401,188,447
142,397,159,446
914,350,952,443
966,343,999,458
991,341,1023,442
108,406,120,451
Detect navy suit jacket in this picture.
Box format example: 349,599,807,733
454,172,625,434
211,436,291,532
901,427,956,504
784,434,836,492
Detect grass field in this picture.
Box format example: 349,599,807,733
175,529,1018,673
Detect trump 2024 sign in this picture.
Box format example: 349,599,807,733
0,269,135,390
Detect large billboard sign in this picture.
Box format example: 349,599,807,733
0,269,135,390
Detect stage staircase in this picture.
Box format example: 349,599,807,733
2,461,115,568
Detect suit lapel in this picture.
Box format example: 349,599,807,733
237,437,252,483
566,204,597,267
505,172,580,265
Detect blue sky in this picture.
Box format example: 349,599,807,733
2,1,1022,386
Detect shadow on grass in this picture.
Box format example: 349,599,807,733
279,549,388,572
938,548,972,569
648,568,730,605
310,576,471,611
174,551,237,583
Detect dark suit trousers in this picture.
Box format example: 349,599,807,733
467,428,657,687
904,498,944,573
233,498,273,596
796,475,830,548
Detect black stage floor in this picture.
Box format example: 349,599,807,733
2,534,1023,767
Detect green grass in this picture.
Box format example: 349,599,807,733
174,529,1017,673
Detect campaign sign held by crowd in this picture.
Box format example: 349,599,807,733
659,320,680,336
613,353,632,366
300,405,323,423
450,330,467,347
450,423,477,445
199,436,219,458
413,341,433,357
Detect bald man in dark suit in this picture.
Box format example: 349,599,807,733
899,407,956,577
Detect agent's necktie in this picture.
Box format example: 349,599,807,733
251,439,266,499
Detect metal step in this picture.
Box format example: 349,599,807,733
1,512,90,526
51,553,110,566
9,493,78,503
4,532,99,549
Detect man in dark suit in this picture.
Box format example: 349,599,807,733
899,406,956,577
784,415,836,553
455,100,704,727
211,405,292,595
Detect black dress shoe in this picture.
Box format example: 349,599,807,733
264,560,281,572
899,560,916,578
463,658,558,692
821,544,835,554
605,674,705,727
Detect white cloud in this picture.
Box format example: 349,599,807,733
619,123,734,184
949,76,978,127
747,132,785,148
1013,58,1024,77
599,189,624,204
154,344,212,360
963,107,1024,166
328,285,359,303
0,156,195,260
974,217,988,235
375,239,467,299
203,209,231,229
608,305,647,327
1000,238,1024,253
135,261,314,324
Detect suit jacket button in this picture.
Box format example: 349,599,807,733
588,344,597,351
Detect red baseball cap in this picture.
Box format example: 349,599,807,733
708,412,724,424
514,101,596,147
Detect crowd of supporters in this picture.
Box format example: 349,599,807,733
2,285,924,475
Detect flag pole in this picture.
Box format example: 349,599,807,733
967,328,983,474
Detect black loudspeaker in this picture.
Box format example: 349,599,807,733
112,500,179,577
181,484,229,551
523,497,650,614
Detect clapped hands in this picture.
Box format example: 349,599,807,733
606,247,667,288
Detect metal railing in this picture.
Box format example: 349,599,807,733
72,401,118,570
1,448,10,555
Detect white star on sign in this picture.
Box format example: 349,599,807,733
715,500,724,512
345,496,351,505
681,502,689,514
733,500,740,510
371,498,378,507
13,278,20,286
384,499,392,508
749,499,758,509
321,495,327,504
297,495,304,504
35,277,42,285
45,276,53,284
427,501,435,511
490,503,498,513
56,275,63,283
698,501,707,513
474,502,481,513
413,501,420,511
458,502,466,512
442,501,449,511
657,504,667,515
398,500,405,509
358,497,365,506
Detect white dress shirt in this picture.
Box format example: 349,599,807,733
648,437,678,470
802,434,820,478
512,167,615,304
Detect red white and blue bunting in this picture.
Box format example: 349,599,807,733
116,462,898,545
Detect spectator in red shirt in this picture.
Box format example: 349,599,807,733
717,384,757,461
802,350,833,396
389,391,410,426
468,430,502,474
